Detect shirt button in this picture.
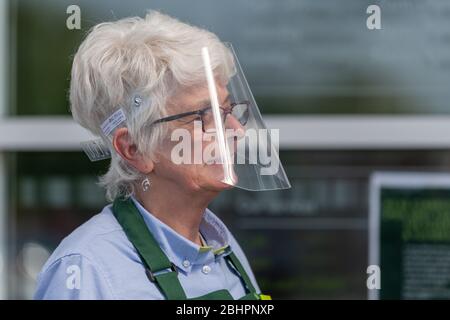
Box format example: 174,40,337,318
202,265,211,274
182,260,191,268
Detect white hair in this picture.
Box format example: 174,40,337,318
69,10,234,202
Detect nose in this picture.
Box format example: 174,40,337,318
224,114,245,136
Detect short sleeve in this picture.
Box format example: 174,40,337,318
34,254,115,300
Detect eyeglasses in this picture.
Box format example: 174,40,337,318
151,101,250,132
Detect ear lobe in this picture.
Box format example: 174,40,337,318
143,161,154,174
135,155,155,174
112,127,155,174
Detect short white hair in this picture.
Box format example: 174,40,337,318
70,10,234,202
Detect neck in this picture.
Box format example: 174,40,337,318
134,179,218,246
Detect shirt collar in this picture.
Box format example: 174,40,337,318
129,196,230,273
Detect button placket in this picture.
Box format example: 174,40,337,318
182,259,191,268
202,265,211,274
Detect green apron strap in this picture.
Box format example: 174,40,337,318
113,197,263,300
226,252,257,295
112,197,187,300
240,292,261,300
191,289,234,300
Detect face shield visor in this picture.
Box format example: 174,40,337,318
82,43,291,192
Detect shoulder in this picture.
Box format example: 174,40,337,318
41,204,126,268
34,204,135,299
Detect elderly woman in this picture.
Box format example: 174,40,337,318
34,11,289,300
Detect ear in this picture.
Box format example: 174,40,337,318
112,127,154,174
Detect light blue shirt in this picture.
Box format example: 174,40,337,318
34,196,260,299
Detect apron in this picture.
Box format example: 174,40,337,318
112,197,271,300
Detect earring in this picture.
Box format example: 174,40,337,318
141,177,151,192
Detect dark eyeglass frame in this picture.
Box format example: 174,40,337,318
151,100,250,132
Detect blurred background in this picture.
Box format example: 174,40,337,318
1,0,450,299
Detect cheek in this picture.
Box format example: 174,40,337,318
156,132,232,189
157,153,233,191
156,150,201,184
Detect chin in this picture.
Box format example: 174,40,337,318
218,180,236,190
199,177,236,193
193,163,239,192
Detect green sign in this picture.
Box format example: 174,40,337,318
370,173,450,299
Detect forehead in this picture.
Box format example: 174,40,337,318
168,84,229,113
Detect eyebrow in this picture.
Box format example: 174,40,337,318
195,94,231,109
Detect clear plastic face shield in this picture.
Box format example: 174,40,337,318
82,43,291,192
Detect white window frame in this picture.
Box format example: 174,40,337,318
3,115,450,151
0,0,9,299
